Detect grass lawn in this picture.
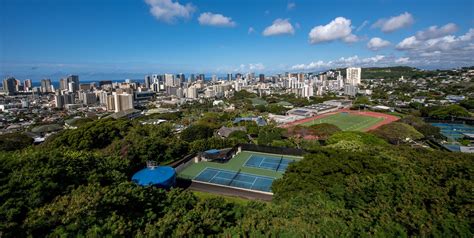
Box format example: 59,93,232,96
250,98,268,106
177,151,302,180
300,113,383,131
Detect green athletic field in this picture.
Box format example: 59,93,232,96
299,113,383,131
177,151,302,180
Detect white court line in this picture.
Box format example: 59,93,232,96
249,176,258,189
194,166,214,180
207,169,221,182
212,171,256,186
243,154,254,167
258,156,265,167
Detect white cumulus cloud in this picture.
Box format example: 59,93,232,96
415,23,458,40
287,2,296,10
144,0,195,23
248,27,255,34
198,12,236,27
396,36,421,50
263,18,295,36
395,28,474,67
356,20,369,32
291,55,388,71
234,63,265,72
372,12,414,33
308,17,358,44
395,57,410,64
367,37,391,50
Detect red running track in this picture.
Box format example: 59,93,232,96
281,109,399,132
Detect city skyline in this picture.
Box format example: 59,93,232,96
1,0,473,80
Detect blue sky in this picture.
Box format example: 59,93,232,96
1,0,473,80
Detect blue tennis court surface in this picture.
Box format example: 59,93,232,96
194,168,275,192
244,155,293,172
431,123,474,141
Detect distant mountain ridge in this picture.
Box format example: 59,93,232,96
331,66,474,80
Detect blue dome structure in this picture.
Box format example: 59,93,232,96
132,165,176,188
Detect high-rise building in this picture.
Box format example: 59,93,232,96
54,93,75,108
174,75,183,87
177,74,185,85
344,84,358,96
68,82,77,93
55,94,64,109
113,93,134,113
205,89,216,98
67,75,80,91
164,74,174,87
3,77,17,95
166,86,179,96
99,80,113,88
59,78,68,90
40,79,53,93
152,74,165,91
302,81,314,99
98,91,108,105
14,79,21,91
81,92,98,105
186,86,198,99
199,74,205,81
106,95,115,111
227,73,232,81
211,75,217,82
79,84,92,91
144,75,152,89
176,87,184,98
23,79,32,92
259,74,265,82
247,73,255,81
346,67,361,86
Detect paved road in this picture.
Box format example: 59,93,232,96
188,181,273,201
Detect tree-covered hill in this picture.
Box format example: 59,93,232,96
331,66,443,80
0,118,473,237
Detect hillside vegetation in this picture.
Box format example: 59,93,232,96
0,118,473,237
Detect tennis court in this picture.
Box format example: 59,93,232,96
244,154,293,172
178,151,302,180
194,167,274,192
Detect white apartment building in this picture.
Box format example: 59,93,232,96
164,74,174,87
346,67,361,86
186,86,198,99
113,92,134,113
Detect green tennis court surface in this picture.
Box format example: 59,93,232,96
194,168,275,192
300,112,383,131
178,151,302,181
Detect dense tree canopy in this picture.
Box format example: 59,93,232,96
423,105,471,120
309,123,342,140
180,124,215,142
46,119,131,150
257,126,284,146
1,116,473,237
400,115,444,139
325,131,388,152
371,122,424,144
460,99,474,110
0,132,34,151
272,147,473,236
